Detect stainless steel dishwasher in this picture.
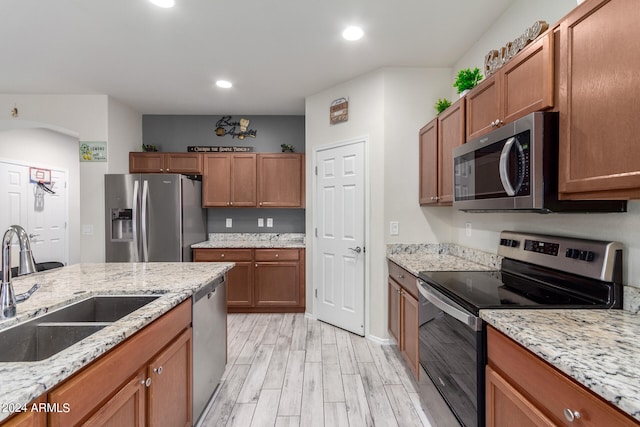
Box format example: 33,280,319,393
192,275,226,424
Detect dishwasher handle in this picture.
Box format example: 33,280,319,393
193,275,226,303
418,280,482,331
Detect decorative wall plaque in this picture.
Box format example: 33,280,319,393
330,98,349,125
214,116,257,139
187,146,254,152
484,20,549,77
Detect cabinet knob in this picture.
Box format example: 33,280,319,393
220,253,225,258
398,274,404,279
490,120,497,127
230,202,233,206
275,253,279,258
259,202,263,206
563,408,581,423
255,263,258,268
166,169,170,172
154,366,163,375
142,378,151,387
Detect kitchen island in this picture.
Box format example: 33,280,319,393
0,261,233,424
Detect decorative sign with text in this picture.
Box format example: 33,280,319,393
187,146,254,152
484,20,549,77
79,141,107,162
214,116,257,139
330,98,349,125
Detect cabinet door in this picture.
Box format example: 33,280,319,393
258,153,304,207
230,154,257,207
165,153,203,174
254,261,300,307
3,396,46,427
227,261,254,307
558,0,640,199
438,98,466,205
419,119,438,205
388,278,401,346
202,154,231,207
81,371,146,427
400,290,419,378
129,152,164,173
485,366,555,427
148,329,192,427
501,33,553,124
466,73,501,141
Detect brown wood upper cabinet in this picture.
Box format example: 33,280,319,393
419,97,466,206
466,32,554,141
558,0,640,200
202,152,305,208
257,153,305,208
202,153,257,207
129,152,203,174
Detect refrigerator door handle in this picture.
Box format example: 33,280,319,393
132,180,140,262
142,179,149,262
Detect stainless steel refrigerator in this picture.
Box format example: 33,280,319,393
105,174,206,262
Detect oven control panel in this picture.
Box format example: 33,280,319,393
498,231,622,282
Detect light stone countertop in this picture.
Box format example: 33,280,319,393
481,309,640,422
386,243,501,276
0,262,233,422
192,232,306,249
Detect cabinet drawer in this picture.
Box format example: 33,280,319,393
387,261,418,299
487,326,638,426
255,249,299,262
193,249,253,262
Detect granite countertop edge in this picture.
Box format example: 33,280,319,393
0,261,234,422
192,232,306,249
481,309,640,422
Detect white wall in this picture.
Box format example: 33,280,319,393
0,126,81,264
0,94,141,262
306,70,385,337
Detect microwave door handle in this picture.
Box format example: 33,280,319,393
499,137,517,196
418,282,481,331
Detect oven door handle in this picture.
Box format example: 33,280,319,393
418,282,482,331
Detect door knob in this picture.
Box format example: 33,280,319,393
348,246,362,254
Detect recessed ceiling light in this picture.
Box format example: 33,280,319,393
342,26,364,41
216,80,233,89
149,0,175,8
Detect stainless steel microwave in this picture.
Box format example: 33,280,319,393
452,112,626,213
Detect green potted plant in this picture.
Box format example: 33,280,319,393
434,98,452,115
453,67,483,96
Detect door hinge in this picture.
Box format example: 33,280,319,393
315,289,318,298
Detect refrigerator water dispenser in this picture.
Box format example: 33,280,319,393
111,209,133,241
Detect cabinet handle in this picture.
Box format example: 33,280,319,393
142,378,151,387
490,120,497,127
154,366,163,375
230,202,233,206
259,202,263,206
255,263,258,268
166,169,170,172
220,253,225,258
275,253,279,258
563,408,581,423
398,274,404,279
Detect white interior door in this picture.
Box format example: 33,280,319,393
0,160,68,267
314,140,365,336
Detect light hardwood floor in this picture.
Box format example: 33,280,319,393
199,313,442,427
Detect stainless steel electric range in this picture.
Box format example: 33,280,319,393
417,231,623,427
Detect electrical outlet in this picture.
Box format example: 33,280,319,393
465,222,472,237
390,221,399,236
266,218,273,228
226,218,233,228
258,218,264,227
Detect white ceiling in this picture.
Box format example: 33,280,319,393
1,0,514,115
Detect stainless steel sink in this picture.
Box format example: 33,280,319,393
0,295,160,362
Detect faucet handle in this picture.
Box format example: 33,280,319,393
15,283,41,303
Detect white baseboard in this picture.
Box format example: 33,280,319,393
367,334,391,345
304,312,315,320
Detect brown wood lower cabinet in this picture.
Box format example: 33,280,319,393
387,261,419,379
46,300,192,427
194,248,305,313
487,326,639,427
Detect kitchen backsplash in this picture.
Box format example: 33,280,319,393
207,208,305,233
387,243,502,270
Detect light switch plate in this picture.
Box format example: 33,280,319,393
258,218,264,227
226,218,233,228
390,221,399,236
266,218,273,228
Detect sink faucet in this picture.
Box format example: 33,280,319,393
1,225,40,319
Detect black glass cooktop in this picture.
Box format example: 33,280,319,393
418,267,616,315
